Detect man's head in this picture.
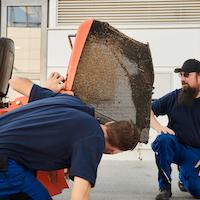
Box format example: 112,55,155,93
174,59,200,106
102,120,140,154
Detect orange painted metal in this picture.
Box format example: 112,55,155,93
7,96,28,109
37,170,68,196
65,19,93,91
0,109,8,115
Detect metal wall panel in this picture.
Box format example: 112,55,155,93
57,0,200,25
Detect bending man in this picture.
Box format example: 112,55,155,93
0,72,140,200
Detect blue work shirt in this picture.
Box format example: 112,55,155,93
152,89,200,148
0,84,105,187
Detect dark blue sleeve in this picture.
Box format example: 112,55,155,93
28,84,58,103
152,90,178,117
69,135,104,187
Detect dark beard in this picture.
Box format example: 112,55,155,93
177,86,198,106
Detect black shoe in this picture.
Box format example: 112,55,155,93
155,189,172,200
178,181,187,192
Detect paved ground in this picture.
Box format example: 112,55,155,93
54,160,195,200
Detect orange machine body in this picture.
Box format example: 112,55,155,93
65,19,93,91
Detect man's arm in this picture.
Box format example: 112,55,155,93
9,72,66,98
9,77,33,97
195,160,200,176
71,177,91,200
150,110,175,135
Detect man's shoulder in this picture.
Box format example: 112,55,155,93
164,89,180,97
161,89,181,101
84,132,104,143
152,89,180,111
76,132,105,150
171,89,181,96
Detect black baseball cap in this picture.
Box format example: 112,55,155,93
174,59,200,73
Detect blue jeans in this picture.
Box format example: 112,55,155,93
0,159,52,200
152,134,200,198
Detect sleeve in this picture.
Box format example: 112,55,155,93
28,84,57,103
69,135,104,187
152,91,177,117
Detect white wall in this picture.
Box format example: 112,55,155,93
47,29,75,77
122,28,200,66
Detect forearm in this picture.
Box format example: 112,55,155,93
150,110,175,135
150,110,162,132
71,190,90,200
71,189,90,200
195,160,200,176
9,77,34,97
71,177,91,200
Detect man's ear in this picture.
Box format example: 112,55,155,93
105,121,115,126
197,74,200,87
112,148,123,154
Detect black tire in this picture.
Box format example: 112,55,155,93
0,37,15,97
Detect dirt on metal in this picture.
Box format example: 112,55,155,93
72,20,154,143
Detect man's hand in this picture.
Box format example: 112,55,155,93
155,125,175,135
195,160,200,176
150,110,175,135
43,72,65,93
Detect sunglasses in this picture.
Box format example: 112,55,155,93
179,72,190,78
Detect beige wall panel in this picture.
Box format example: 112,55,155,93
13,60,29,72
30,38,41,49
30,50,40,60
13,38,29,51
29,60,40,72
7,27,29,38
30,28,41,38
15,50,29,60
7,28,41,74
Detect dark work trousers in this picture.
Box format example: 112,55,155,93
152,134,200,198
0,159,52,200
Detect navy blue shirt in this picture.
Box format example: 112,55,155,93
0,84,105,186
152,89,200,148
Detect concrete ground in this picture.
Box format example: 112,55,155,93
54,160,195,200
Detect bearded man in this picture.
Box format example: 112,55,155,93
150,59,200,200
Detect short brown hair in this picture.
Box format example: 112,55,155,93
106,120,140,151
